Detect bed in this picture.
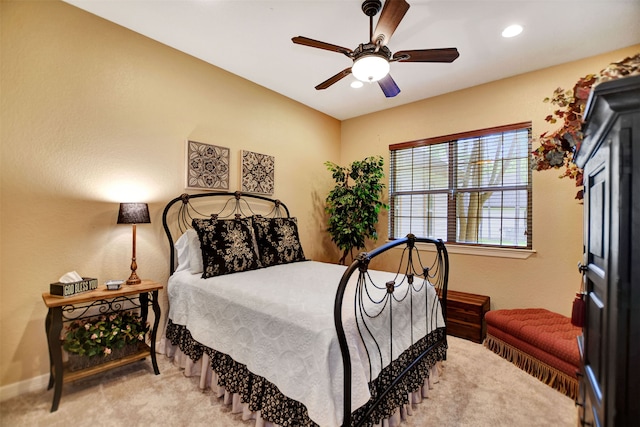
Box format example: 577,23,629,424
161,192,449,427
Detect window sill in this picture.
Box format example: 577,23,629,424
390,241,536,259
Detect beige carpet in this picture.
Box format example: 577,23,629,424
0,336,577,426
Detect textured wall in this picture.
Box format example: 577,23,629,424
0,0,341,389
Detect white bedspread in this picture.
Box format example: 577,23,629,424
168,260,444,427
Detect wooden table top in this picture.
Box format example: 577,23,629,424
42,279,162,308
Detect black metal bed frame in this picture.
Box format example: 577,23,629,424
162,192,449,427
162,191,290,275
335,234,448,426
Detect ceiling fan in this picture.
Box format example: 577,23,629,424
292,0,459,98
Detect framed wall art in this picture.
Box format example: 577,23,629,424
185,140,230,191
241,150,274,195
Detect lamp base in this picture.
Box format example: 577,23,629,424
126,266,141,285
126,256,141,285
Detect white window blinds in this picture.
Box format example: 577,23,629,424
389,122,532,249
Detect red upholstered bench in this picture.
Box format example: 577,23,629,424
484,308,581,399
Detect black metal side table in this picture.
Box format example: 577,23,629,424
42,280,162,412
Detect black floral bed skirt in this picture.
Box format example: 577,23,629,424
165,320,447,427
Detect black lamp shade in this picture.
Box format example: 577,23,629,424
117,203,150,224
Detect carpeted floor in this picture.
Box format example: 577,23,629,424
0,336,577,426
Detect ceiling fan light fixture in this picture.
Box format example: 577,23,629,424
352,54,390,83
350,80,364,88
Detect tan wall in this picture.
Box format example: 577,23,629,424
2,0,638,392
0,0,341,388
341,44,640,316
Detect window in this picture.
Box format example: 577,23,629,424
389,122,532,249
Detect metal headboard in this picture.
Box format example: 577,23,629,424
162,192,290,275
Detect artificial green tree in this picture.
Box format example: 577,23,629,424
325,156,388,264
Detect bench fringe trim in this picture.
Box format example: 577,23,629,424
484,334,578,400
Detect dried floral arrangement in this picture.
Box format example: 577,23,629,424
531,53,640,200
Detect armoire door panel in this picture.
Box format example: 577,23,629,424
582,125,610,427
586,156,608,272
586,289,605,403
588,178,605,259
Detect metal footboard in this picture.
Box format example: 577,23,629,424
334,235,449,426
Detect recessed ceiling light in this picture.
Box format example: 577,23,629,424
350,80,364,88
502,24,523,38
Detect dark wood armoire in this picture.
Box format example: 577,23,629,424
573,74,640,426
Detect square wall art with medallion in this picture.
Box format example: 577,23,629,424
186,140,230,191
241,150,274,195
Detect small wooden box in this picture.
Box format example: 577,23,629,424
443,290,490,343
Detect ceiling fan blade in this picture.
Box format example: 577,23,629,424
315,68,353,90
372,0,410,46
378,74,401,98
292,36,352,56
393,48,460,63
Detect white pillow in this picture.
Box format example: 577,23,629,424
186,228,204,275
174,230,192,273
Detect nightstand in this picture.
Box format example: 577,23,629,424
42,279,163,412
441,290,491,343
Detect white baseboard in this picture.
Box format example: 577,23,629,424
0,373,50,402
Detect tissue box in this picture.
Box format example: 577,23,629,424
49,278,98,297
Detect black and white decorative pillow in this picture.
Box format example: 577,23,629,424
192,218,262,278
252,217,306,267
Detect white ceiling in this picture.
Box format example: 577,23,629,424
63,0,640,120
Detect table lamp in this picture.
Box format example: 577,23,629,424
117,203,150,285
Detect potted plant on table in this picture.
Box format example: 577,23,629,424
62,310,148,371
